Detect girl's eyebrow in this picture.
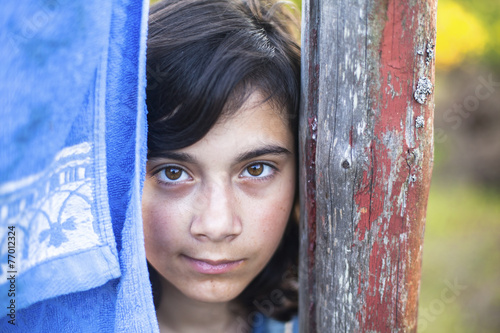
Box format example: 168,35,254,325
150,145,291,165
150,151,196,164
235,145,291,164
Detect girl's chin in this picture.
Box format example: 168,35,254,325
160,274,248,304
178,282,246,304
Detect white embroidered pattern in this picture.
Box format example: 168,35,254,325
0,142,102,280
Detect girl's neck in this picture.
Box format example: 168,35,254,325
156,280,251,333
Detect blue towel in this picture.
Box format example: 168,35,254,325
0,0,158,331
252,315,299,333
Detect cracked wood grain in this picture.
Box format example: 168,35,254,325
299,0,436,332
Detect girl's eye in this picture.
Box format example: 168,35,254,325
241,163,275,178
156,166,191,183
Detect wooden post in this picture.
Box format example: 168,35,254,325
298,0,436,332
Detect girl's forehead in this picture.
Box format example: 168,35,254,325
177,92,295,161
221,90,291,129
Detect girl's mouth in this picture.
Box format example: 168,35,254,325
183,255,244,274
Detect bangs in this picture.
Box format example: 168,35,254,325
146,0,300,156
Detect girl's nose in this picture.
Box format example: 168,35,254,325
190,181,242,242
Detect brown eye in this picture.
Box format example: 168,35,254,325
156,165,191,184
246,163,264,176
164,167,182,180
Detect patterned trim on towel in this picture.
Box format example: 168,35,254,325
0,142,105,279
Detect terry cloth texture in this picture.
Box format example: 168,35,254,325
0,0,158,331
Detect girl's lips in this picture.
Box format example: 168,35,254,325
183,255,244,274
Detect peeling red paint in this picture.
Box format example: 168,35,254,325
354,140,375,242
301,0,434,331
355,139,409,331
352,0,434,331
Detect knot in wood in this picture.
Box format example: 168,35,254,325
342,160,351,169
406,151,416,166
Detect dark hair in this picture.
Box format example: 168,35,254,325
145,0,300,322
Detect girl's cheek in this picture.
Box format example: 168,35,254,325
247,188,294,235
142,185,188,243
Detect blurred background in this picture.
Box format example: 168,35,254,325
419,0,500,332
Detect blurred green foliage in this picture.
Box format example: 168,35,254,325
450,0,500,69
436,0,500,71
417,1,500,332
418,183,500,332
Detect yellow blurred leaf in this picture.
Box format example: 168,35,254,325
436,0,489,70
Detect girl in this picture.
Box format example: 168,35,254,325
142,0,300,331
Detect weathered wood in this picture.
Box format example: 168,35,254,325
298,0,436,332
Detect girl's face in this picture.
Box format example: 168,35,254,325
142,92,296,304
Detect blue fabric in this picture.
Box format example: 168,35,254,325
0,0,158,331
252,315,299,333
